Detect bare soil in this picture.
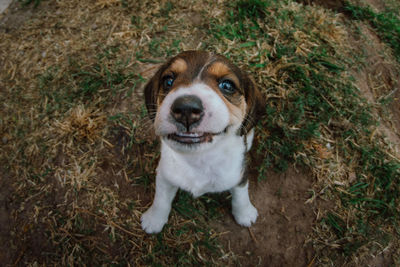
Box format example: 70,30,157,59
349,23,400,154
0,0,34,32
213,167,318,266
0,174,13,264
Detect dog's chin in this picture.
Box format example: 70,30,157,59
161,129,227,152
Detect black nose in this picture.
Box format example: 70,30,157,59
171,95,204,131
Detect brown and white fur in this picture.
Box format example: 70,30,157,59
141,51,264,234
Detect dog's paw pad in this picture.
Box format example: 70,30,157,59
141,209,167,234
233,204,258,227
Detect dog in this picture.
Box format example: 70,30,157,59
141,51,264,234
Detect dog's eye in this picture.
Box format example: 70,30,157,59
218,80,236,94
163,75,175,90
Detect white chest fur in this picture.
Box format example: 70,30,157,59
141,130,257,234
158,134,246,197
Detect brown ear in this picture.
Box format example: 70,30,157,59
144,66,166,121
240,77,265,135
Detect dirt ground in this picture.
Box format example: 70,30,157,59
212,167,317,266
0,0,399,266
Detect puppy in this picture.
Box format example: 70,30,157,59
141,51,264,234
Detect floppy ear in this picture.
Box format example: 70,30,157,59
144,76,157,121
144,66,165,121
239,77,265,136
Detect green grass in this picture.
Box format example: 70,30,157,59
344,1,400,62
211,0,372,172
209,0,400,263
38,48,141,117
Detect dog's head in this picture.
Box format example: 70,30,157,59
144,51,264,152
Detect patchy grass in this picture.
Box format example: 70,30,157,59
344,1,400,63
1,0,400,265
209,0,400,264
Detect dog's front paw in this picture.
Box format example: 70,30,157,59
141,207,168,234
232,204,258,227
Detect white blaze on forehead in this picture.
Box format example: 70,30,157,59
154,83,230,135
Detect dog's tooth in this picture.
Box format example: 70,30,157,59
176,132,187,137
175,132,203,137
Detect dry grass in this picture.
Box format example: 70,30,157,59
1,0,399,265
0,0,230,265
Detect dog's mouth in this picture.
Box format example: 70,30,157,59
167,132,215,144
165,126,229,145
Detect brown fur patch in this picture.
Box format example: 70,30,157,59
202,60,247,125
207,61,230,76
205,61,240,91
165,58,187,76
207,62,239,83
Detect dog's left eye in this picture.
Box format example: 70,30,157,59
218,80,236,94
163,75,175,90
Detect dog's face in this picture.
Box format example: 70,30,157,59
145,51,264,152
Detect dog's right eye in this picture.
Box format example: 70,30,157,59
163,75,175,90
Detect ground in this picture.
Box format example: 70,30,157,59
212,167,317,266
0,0,399,266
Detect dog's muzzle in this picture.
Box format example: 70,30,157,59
167,94,217,144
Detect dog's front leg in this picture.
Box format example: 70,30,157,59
231,182,258,227
141,174,178,234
